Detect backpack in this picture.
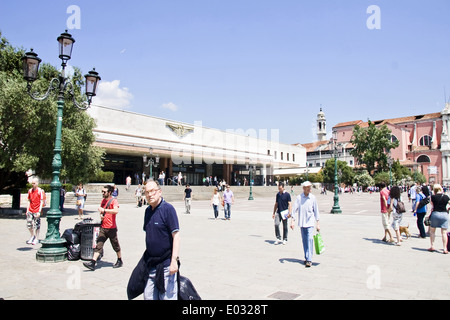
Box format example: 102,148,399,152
395,199,406,213
416,195,430,210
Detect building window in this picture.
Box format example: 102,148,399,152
281,152,284,160
419,135,432,147
274,151,277,160
417,155,431,163
391,135,398,143
267,150,271,156
293,154,295,162
287,153,290,161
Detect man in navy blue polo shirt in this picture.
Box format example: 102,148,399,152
143,180,180,300
272,182,292,245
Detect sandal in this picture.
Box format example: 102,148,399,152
428,247,436,252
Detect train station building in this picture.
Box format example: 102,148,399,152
87,105,306,185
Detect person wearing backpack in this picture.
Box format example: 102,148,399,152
389,186,404,246
414,186,428,239
83,185,123,271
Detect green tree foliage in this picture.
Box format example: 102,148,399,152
350,121,399,175
322,159,355,185
373,171,391,186
0,32,104,194
353,170,374,188
391,159,411,184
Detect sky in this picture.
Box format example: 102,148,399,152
1,0,450,145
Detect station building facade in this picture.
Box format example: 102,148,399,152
87,105,306,186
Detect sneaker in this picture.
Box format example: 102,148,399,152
283,240,287,245
275,239,282,244
83,260,96,271
31,237,39,245
26,236,35,245
113,259,123,269
305,261,312,268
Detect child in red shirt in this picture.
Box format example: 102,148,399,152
26,178,44,245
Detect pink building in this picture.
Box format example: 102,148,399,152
333,112,444,184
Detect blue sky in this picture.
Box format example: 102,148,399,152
2,0,450,144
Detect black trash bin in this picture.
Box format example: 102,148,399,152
76,219,102,261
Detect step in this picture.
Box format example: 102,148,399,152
5,185,297,209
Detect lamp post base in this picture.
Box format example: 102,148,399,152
36,239,67,263
330,206,342,214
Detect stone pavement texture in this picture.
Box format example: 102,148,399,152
1,187,449,300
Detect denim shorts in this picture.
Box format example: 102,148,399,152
430,211,449,229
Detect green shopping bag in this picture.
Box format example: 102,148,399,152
314,232,325,255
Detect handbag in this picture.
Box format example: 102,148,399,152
424,215,432,227
177,259,201,300
314,232,325,255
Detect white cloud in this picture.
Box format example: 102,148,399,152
161,102,179,112
93,80,133,109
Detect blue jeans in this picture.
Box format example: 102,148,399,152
224,203,231,219
144,267,178,300
301,227,314,262
213,204,219,219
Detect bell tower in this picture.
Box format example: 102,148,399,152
317,107,327,142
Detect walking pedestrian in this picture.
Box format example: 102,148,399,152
178,172,183,186
211,188,222,220
112,184,119,198
414,186,428,239
143,180,180,300
428,184,449,254
26,178,44,245
75,183,86,220
135,184,142,207
184,184,192,214
126,176,132,191
389,186,403,246
223,185,234,220
410,182,418,212
59,186,66,212
83,185,123,271
290,181,320,268
380,182,393,243
272,182,292,245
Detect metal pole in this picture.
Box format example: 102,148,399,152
331,145,342,214
36,88,67,262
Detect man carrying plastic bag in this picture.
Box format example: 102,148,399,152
291,181,321,268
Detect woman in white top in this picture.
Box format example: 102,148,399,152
211,188,222,220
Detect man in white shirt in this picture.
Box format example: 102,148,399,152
291,181,321,268
409,183,417,212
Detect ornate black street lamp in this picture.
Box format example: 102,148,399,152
330,132,342,214
246,162,255,200
22,30,101,262
143,148,160,181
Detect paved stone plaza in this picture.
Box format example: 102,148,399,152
1,188,449,300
